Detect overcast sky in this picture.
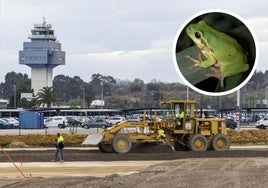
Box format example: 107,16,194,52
0,0,267,84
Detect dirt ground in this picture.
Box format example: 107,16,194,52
0,144,267,188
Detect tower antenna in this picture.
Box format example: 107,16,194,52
43,16,46,25
43,9,46,25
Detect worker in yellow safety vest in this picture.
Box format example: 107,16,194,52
158,129,166,139
177,109,185,129
52,133,64,162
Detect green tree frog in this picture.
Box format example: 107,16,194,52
186,20,249,87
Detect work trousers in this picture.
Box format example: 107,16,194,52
54,148,64,161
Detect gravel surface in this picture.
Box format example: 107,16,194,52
0,143,267,188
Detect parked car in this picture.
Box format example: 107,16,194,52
66,116,82,126
107,116,125,125
81,118,109,129
226,119,237,129
0,119,13,129
1,117,19,128
75,116,89,124
126,117,140,122
44,116,68,128
256,115,268,129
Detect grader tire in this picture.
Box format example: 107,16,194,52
112,134,132,154
211,134,230,151
188,134,208,151
98,142,114,153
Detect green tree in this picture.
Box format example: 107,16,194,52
67,99,81,108
1,71,32,107
130,78,145,92
36,87,61,108
54,75,86,102
90,73,116,99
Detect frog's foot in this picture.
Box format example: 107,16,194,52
187,53,203,70
186,53,202,64
189,64,198,70
205,67,226,87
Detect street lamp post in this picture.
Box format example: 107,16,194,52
101,83,103,101
237,89,240,130
82,88,85,108
100,82,104,108
13,85,16,108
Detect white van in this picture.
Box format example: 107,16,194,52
44,116,68,128
256,115,268,129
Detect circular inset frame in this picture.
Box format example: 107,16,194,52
173,9,258,96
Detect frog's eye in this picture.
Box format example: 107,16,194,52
195,32,201,39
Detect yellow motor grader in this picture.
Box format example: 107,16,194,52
82,100,230,153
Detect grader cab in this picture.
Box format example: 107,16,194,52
82,100,230,153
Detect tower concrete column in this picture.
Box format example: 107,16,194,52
31,67,53,93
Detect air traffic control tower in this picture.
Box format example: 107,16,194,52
19,18,65,94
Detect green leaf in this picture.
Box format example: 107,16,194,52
176,46,218,85
176,46,247,92
215,73,245,92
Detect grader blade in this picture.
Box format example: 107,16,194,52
82,133,104,145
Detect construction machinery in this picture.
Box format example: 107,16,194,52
82,100,230,153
